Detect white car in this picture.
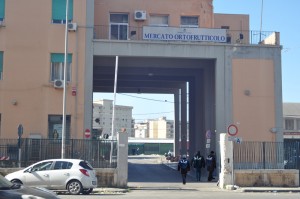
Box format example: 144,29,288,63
5,159,97,195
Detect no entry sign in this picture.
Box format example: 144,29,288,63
84,129,91,138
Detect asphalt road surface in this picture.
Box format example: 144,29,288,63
59,155,300,199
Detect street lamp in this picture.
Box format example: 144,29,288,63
62,0,70,159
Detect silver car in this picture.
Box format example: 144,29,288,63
5,159,97,195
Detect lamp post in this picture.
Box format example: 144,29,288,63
62,0,70,159
110,56,119,164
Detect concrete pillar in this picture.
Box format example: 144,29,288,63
117,132,128,188
219,133,234,189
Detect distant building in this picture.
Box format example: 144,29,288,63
134,122,149,138
93,99,133,138
134,117,174,139
283,103,300,139
149,117,174,139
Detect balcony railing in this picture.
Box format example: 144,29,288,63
94,25,279,45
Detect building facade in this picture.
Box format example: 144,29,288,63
283,103,300,139
0,0,283,157
93,99,133,138
148,117,174,139
135,117,174,139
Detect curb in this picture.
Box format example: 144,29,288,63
239,187,300,193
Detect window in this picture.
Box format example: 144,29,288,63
0,0,5,22
54,161,73,170
110,13,128,40
285,119,294,130
221,26,230,30
180,16,199,28
0,52,3,80
50,53,72,81
52,0,73,24
31,161,53,172
297,119,300,130
149,15,168,26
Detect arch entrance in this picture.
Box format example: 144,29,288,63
93,56,216,157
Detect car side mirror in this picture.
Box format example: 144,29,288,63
26,167,33,173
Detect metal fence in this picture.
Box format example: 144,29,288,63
233,141,300,170
128,143,173,155
0,138,117,168
94,25,277,45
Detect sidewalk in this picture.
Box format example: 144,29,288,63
160,157,300,193
93,155,300,194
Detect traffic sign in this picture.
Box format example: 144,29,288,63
206,130,211,139
235,137,242,144
84,129,91,138
227,124,238,136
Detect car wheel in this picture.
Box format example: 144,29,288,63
82,188,93,195
11,179,23,185
67,180,83,195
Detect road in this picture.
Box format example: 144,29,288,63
59,155,300,199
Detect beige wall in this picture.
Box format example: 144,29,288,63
214,13,249,44
0,0,87,138
214,13,249,30
95,0,214,28
232,59,276,142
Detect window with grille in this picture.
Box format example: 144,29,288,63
149,15,169,26
50,53,72,82
180,16,199,28
285,119,294,130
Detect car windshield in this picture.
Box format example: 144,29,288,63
79,161,93,170
0,174,13,189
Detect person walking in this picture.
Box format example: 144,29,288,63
191,151,205,181
177,155,190,184
206,151,216,181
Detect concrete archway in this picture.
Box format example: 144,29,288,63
93,56,216,158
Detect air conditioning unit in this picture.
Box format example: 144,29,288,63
134,10,146,20
68,23,77,31
53,79,64,88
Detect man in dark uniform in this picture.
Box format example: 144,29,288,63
177,155,190,184
206,151,216,181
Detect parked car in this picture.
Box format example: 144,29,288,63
5,159,97,195
0,174,59,199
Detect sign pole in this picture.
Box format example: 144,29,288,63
227,124,238,186
17,124,23,168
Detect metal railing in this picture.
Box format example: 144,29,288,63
233,141,300,170
0,138,117,168
93,25,278,45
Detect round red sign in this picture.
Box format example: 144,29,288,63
84,129,91,138
227,124,238,136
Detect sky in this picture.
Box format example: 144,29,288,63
93,0,300,122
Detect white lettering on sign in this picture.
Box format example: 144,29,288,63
143,26,227,43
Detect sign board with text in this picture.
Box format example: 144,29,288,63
143,26,227,43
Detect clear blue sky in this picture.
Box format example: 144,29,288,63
94,0,300,121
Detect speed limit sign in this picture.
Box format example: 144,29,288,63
227,124,238,136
